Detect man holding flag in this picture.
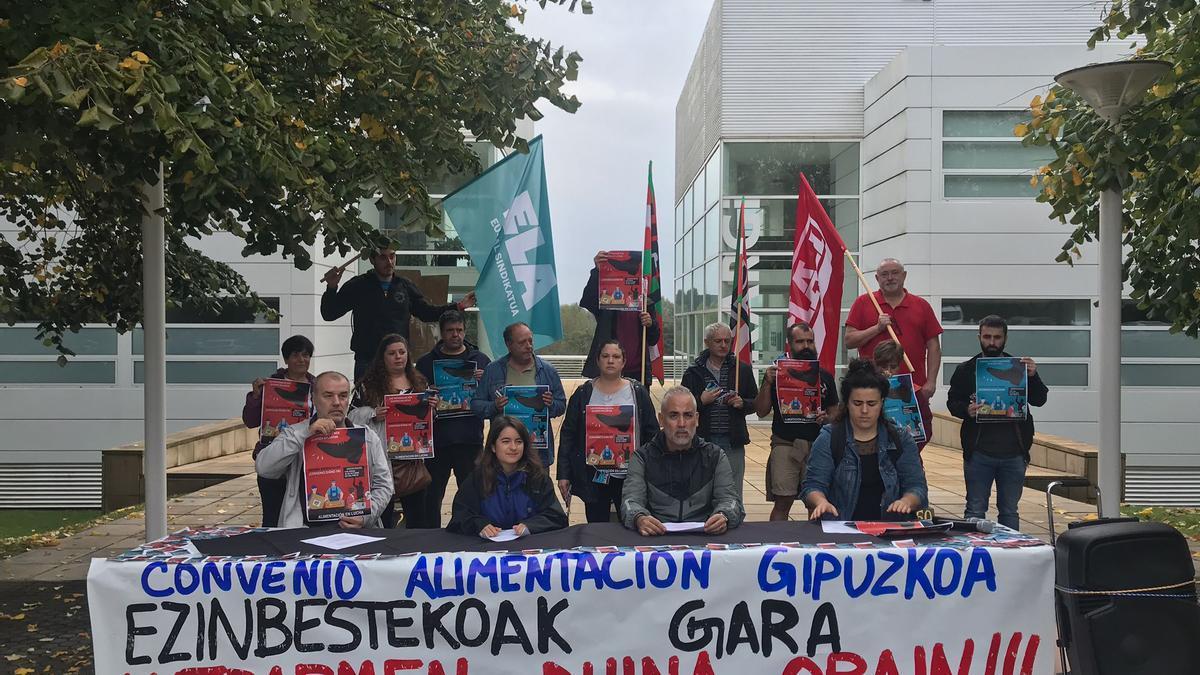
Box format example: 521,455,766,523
580,164,666,387
682,200,758,501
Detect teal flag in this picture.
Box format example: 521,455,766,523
442,136,562,353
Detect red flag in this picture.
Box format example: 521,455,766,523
642,162,665,385
790,173,847,374
731,199,753,367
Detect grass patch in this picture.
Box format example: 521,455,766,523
0,505,142,559
1122,505,1200,540
0,509,102,539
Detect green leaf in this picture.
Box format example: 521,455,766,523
56,87,89,109
76,106,100,127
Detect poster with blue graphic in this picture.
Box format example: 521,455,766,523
432,359,477,419
884,373,926,443
504,384,550,451
976,357,1028,421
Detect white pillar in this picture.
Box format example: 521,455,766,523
1097,185,1123,517
141,166,167,540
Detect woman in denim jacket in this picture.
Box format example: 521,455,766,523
802,359,928,521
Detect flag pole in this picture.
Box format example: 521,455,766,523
733,200,745,392
844,250,916,373
640,280,648,387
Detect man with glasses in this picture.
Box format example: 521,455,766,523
621,387,744,536
844,258,943,441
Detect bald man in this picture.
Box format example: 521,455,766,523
256,371,393,529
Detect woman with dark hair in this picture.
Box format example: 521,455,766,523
349,333,435,528
802,359,928,521
448,416,567,538
557,339,659,522
243,335,316,527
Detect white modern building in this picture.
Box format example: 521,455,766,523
0,129,522,507
673,0,1200,503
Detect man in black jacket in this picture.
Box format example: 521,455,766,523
681,322,758,502
947,315,1049,530
415,310,491,528
321,247,476,380
580,251,660,387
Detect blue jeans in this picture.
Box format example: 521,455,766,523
707,434,745,503
963,452,1026,530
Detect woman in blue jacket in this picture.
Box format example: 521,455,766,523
448,416,568,538
802,359,928,521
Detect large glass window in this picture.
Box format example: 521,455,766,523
720,197,859,253
0,361,116,384
704,259,719,310
944,175,1038,198
704,149,721,210
940,299,1090,326
684,186,694,229
1121,364,1200,387
943,111,1029,137
133,327,281,356
724,142,859,196
941,329,1091,358
0,327,117,356
703,206,719,262
942,111,1048,199
1122,331,1200,358
135,361,279,385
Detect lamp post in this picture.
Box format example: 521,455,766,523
1054,59,1170,518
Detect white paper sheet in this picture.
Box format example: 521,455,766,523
819,520,861,535
487,529,523,542
300,533,386,550
662,521,705,533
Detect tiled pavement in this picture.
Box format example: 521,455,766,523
0,421,1099,582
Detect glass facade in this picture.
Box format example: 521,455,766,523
941,111,1052,199
674,142,862,365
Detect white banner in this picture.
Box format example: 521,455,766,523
88,544,1056,674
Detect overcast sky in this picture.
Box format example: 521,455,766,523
519,1,713,304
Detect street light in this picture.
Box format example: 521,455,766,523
1054,59,1171,518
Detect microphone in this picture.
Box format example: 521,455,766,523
936,516,998,533
964,517,998,534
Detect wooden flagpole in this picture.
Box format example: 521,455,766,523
844,250,916,373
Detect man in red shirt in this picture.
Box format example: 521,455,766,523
845,257,943,410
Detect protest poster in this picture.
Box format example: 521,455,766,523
976,357,1028,421
301,427,371,523
597,250,643,312
259,378,311,439
775,359,821,423
432,359,478,418
585,404,636,471
89,537,1058,674
383,393,435,460
884,373,926,443
505,384,550,451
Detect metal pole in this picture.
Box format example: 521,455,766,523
1097,185,1123,518
141,165,167,540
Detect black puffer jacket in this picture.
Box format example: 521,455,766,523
556,378,659,503
619,431,745,529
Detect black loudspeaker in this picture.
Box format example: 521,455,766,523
1055,519,1200,675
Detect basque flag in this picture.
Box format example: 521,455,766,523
730,198,753,367
789,173,847,374
642,162,666,385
